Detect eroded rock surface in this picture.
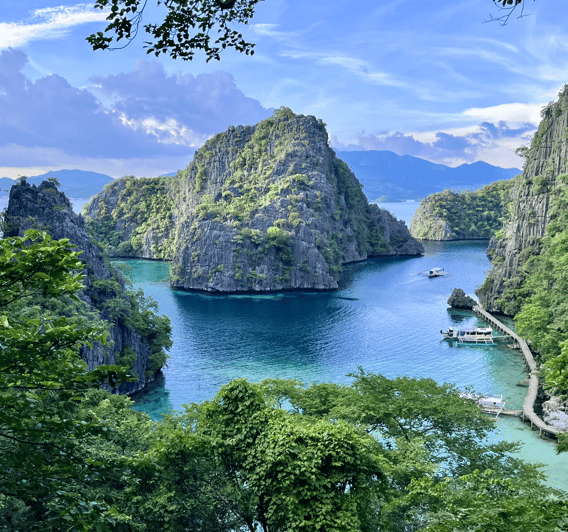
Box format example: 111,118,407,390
477,88,568,313
4,180,167,393
86,109,423,292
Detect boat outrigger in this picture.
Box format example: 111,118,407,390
441,326,494,344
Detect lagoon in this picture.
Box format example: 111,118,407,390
116,233,568,490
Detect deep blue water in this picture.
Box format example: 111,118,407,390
120,241,526,414
113,205,568,489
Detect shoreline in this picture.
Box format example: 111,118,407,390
473,305,564,441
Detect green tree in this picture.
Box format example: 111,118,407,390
125,378,384,532
87,0,262,62
0,230,133,530
406,469,568,532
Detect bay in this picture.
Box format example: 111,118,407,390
116,238,568,489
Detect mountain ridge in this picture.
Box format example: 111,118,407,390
335,149,520,202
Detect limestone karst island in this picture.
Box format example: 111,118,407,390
85,108,424,292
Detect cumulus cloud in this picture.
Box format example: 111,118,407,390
332,119,536,168
463,103,543,126
0,49,272,169
91,60,273,142
0,48,191,160
0,5,106,48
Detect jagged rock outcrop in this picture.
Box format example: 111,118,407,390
410,181,516,241
3,180,168,394
477,87,568,313
447,288,476,310
543,397,568,431
86,108,423,292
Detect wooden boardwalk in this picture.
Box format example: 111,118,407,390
472,306,562,439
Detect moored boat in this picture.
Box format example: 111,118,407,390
441,326,494,344
461,392,507,414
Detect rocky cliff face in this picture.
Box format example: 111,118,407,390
3,180,168,394
410,181,516,241
477,87,568,313
86,108,423,292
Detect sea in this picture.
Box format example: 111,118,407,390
112,201,568,491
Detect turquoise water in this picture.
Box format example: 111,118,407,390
114,207,568,489
119,242,526,415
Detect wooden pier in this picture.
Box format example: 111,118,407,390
472,306,562,439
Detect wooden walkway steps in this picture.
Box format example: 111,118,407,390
472,306,562,439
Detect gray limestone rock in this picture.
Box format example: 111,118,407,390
86,109,424,293
3,180,161,394
447,288,477,310
477,87,568,313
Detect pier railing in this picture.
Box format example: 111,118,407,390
472,306,561,438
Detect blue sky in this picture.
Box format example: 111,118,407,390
1,0,567,179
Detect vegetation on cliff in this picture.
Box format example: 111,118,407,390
86,175,176,259
475,86,568,427
3,180,172,392
87,108,423,293
499,173,568,414
410,179,517,241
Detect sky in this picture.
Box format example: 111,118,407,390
1,0,567,179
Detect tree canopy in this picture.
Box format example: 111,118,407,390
87,0,263,62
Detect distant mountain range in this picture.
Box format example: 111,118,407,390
0,170,114,200
0,152,522,207
335,150,521,202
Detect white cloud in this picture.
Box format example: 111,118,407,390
0,5,106,48
463,102,543,126
281,49,411,91
117,113,211,147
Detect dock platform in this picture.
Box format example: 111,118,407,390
473,306,562,439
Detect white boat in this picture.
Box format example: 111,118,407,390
461,393,506,414
425,267,450,278
441,326,494,344
478,395,506,410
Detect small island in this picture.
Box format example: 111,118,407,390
86,108,423,292
409,180,517,241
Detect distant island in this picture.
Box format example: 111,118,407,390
336,150,520,202
409,179,518,241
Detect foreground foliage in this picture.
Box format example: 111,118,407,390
87,0,262,62
1,230,567,530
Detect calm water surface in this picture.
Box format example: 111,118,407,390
114,201,568,489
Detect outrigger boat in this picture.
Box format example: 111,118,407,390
441,326,494,344
418,267,451,278
461,392,507,415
